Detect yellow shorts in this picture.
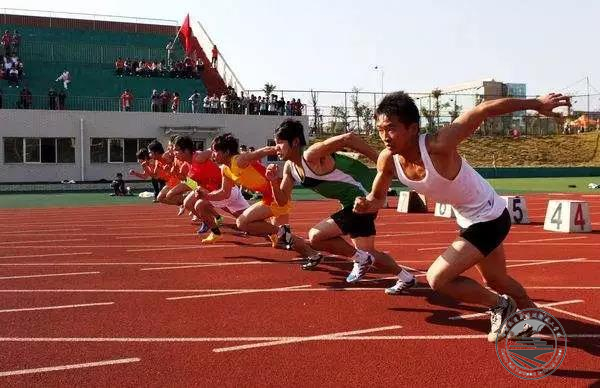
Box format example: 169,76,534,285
185,177,198,190
266,200,292,217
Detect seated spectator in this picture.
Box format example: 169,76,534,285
1,31,10,56
55,69,71,89
110,173,128,196
115,57,125,76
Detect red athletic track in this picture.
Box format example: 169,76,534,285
0,194,598,387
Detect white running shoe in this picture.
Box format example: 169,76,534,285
488,294,517,342
346,254,373,283
385,277,416,295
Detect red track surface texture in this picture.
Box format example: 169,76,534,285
0,194,598,387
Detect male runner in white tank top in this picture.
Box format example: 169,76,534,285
353,91,570,341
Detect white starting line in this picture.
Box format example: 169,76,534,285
0,357,140,377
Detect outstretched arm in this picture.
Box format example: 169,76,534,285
265,162,294,206
353,149,395,214
304,132,378,163
203,167,234,202
235,146,277,168
436,93,571,149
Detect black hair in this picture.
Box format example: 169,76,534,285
116,172,123,177
174,135,195,153
239,144,248,151
274,119,306,146
212,133,239,155
147,140,165,154
136,148,150,161
375,91,420,126
169,134,178,144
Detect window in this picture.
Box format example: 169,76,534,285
109,139,124,163
124,138,138,163
41,138,56,163
3,138,23,163
3,137,76,164
193,140,205,151
266,139,278,162
91,138,156,163
57,138,75,163
25,138,40,163
90,138,108,163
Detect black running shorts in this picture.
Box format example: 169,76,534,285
459,208,511,256
331,206,377,238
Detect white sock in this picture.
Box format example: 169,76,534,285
352,249,372,264
397,269,414,282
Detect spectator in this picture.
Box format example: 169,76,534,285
220,92,228,114
196,58,204,74
115,57,125,76
58,89,67,110
48,88,57,110
268,96,277,115
188,90,201,113
203,94,210,113
211,45,219,68
278,96,285,115
55,69,71,89
259,96,268,115
165,41,174,67
151,89,161,112
248,146,255,152
18,87,32,109
124,58,132,75
1,31,10,56
511,128,521,139
184,56,194,78
285,100,292,116
11,31,20,56
120,89,133,112
249,94,258,115
240,91,249,114
210,93,219,113
110,173,128,196
171,92,180,113
239,144,248,153
160,89,169,112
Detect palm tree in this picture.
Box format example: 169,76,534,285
263,83,276,97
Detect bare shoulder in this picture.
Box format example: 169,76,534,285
426,129,454,155
377,148,395,173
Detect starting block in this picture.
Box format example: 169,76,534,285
543,200,592,233
396,191,428,213
501,196,530,224
434,202,455,218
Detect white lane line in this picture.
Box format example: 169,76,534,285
1,334,599,344
0,302,114,313
141,261,272,271
212,325,403,353
418,246,448,251
166,285,312,300
518,236,589,243
0,252,93,259
0,229,83,235
0,286,598,294
449,300,584,321
544,306,600,325
116,234,195,240
0,357,140,377
128,242,271,252
0,271,100,280
0,239,87,246
505,258,587,269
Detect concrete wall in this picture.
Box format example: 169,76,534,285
0,109,308,183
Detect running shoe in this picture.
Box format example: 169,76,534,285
488,294,517,342
346,254,374,283
301,254,323,270
385,277,417,295
201,232,222,244
276,224,293,250
197,223,210,234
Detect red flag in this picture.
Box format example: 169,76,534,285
179,14,193,56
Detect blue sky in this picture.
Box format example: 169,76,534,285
10,0,600,106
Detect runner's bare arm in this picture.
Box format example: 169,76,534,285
435,93,571,150
236,146,278,168
266,162,294,206
193,150,213,163
353,149,395,214
304,132,379,163
204,168,234,202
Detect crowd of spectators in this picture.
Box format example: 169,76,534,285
200,88,304,116
115,56,204,79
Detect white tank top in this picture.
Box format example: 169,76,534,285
393,134,505,228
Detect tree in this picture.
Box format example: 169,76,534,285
330,105,349,133
263,83,276,97
310,90,322,135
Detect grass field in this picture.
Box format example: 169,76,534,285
1,177,600,208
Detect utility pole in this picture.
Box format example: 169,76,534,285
587,76,590,116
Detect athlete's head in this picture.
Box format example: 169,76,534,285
211,133,239,164
173,135,195,162
136,148,150,162
147,140,165,159
274,119,306,160
375,91,420,154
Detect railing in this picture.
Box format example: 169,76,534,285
190,16,245,93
